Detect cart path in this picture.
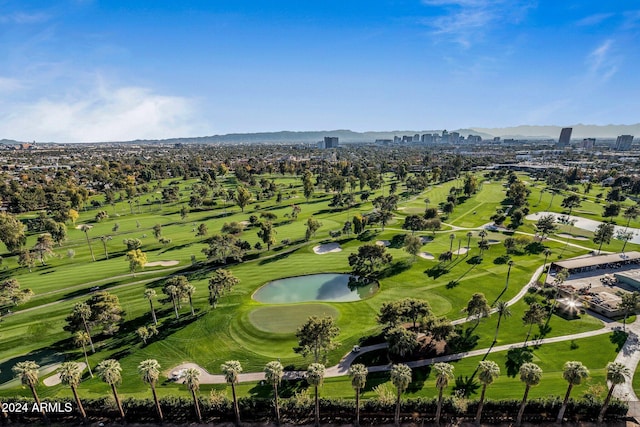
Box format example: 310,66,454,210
169,324,618,385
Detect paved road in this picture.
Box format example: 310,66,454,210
612,318,640,409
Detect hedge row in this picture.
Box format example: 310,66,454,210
1,395,628,424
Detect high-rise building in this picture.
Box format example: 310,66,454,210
557,127,572,147
323,136,339,148
615,135,634,151
581,138,595,150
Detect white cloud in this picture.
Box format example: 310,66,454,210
587,39,618,82
421,0,535,47
0,77,23,92
0,84,208,142
575,13,614,26
0,12,50,24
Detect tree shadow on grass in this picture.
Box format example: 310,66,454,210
425,265,449,279
447,326,479,353
407,365,430,394
379,260,412,279
610,330,628,352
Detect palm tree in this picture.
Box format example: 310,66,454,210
449,233,455,253
58,362,87,421
96,359,125,419
74,302,95,353
73,331,94,377
493,300,511,344
504,260,514,292
12,361,47,420
184,283,196,316
475,360,500,425
515,362,543,427
144,288,158,325
307,363,326,427
434,362,455,425
183,368,202,423
348,363,368,427
79,224,95,261
556,361,589,423
623,204,639,230
597,362,630,424
221,360,243,426
138,359,163,422
264,361,284,425
542,249,552,283
390,364,412,427
466,231,473,256
165,284,180,319
100,235,112,259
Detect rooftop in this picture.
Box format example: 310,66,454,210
552,251,640,270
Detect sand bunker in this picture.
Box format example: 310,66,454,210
453,247,469,255
487,239,501,245
420,236,433,244
239,220,250,226
556,233,589,241
146,260,180,267
44,363,87,386
376,240,390,247
313,243,342,254
418,252,435,260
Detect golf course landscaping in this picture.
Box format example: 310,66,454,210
0,168,636,423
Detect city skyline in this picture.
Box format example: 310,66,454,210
1,0,640,142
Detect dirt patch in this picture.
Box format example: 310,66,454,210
146,260,179,267
313,243,342,254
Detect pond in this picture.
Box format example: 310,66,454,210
252,273,379,303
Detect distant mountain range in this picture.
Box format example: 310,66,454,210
2,124,639,145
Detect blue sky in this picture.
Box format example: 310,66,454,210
1,0,639,142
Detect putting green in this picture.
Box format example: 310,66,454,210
248,303,340,333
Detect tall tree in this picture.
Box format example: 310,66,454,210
386,326,419,359
348,243,393,277
70,303,95,353
475,360,500,426
434,362,455,425
534,214,557,239
79,224,95,261
12,361,47,421
264,361,284,425
623,204,639,230
96,359,125,419
221,360,243,426
306,363,326,427
390,364,412,427
515,362,543,427
305,217,322,240
32,233,54,265
0,211,27,253
556,361,589,423
561,194,582,217
235,186,252,212
597,362,630,424
620,292,640,332
523,302,546,344
593,222,615,254
302,170,314,202
58,362,87,421
126,249,147,276
493,300,512,344
295,315,340,362
100,235,112,259
183,368,202,423
208,268,240,307
258,221,277,250
138,359,163,422
144,289,158,325
465,293,491,327
73,331,94,377
403,234,422,262
348,363,368,427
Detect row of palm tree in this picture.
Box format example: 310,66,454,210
8,357,630,425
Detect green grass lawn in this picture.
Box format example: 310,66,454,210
0,172,635,402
